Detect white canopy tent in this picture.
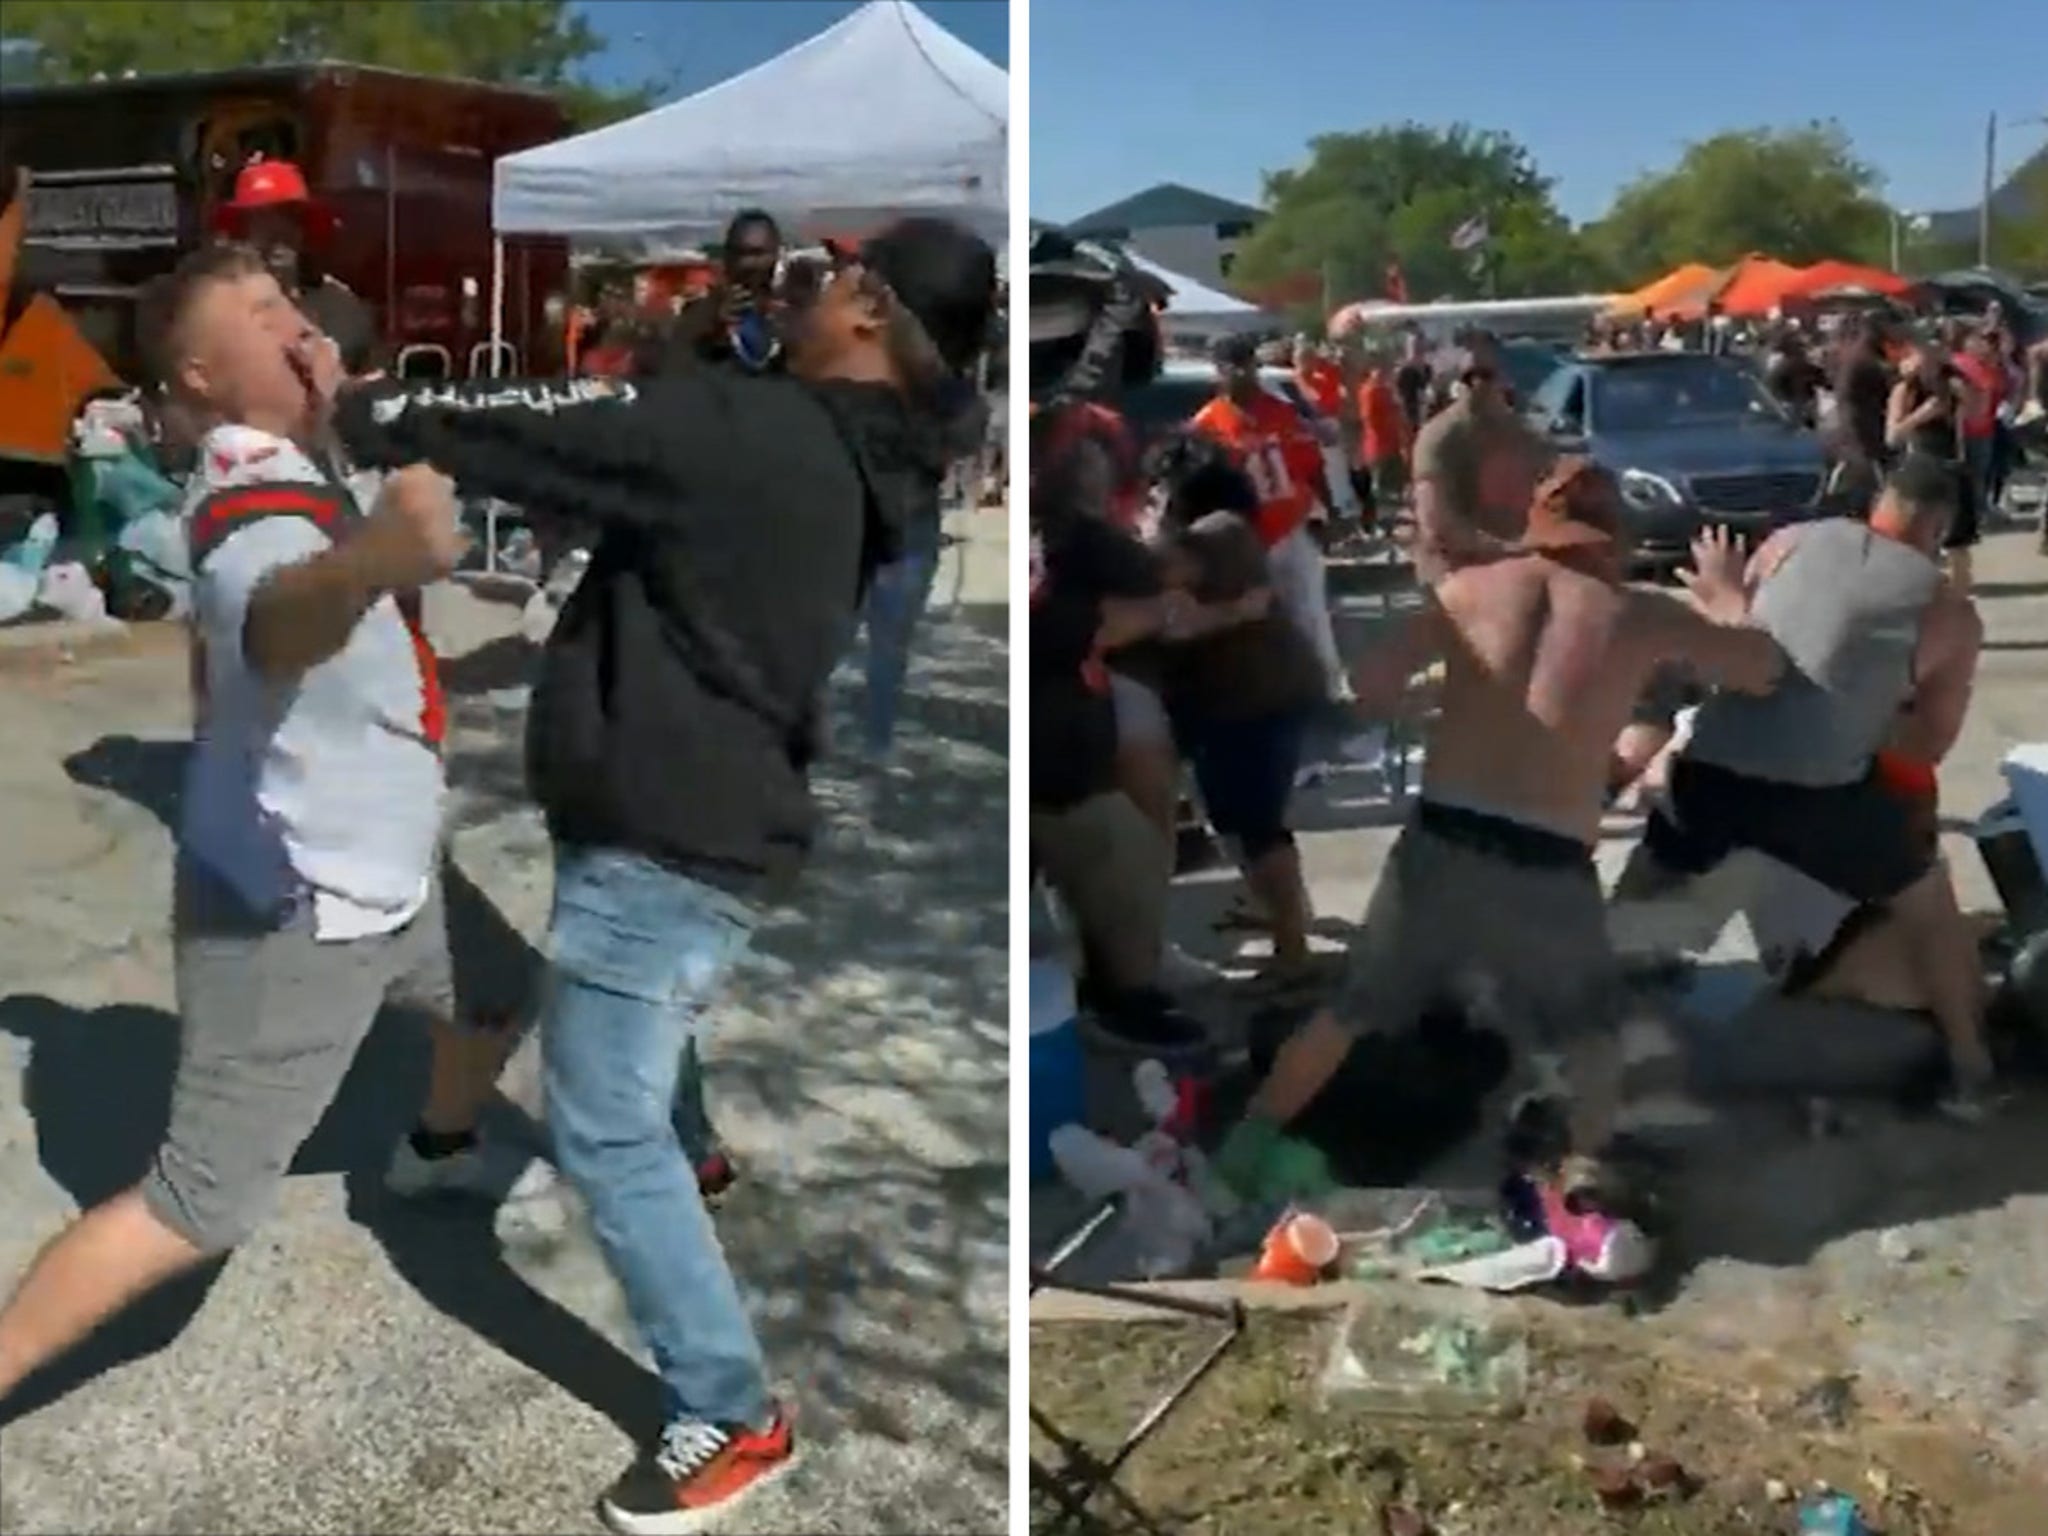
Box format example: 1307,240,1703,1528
484,0,1005,372
1129,251,1272,343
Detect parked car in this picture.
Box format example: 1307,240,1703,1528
1497,336,1568,403
1523,350,1827,569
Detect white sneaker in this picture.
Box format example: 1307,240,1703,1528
384,1135,557,1205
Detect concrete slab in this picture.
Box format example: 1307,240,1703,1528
0,579,1009,1534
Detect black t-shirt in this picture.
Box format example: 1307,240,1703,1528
1765,352,1826,422
1166,513,1324,724
1030,517,1159,812
1834,351,1892,462
1394,360,1431,428
1899,369,1963,462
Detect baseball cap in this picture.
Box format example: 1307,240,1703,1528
860,217,999,374
1520,457,1624,554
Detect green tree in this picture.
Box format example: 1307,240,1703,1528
1585,124,1891,286
0,0,654,126
1229,122,1598,313
1986,150,2048,279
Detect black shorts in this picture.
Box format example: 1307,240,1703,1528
1645,758,1935,904
1183,710,1308,860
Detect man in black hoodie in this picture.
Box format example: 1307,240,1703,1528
330,216,997,1534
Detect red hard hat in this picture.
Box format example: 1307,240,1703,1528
213,157,335,242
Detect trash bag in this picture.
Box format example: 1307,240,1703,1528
0,513,61,623
1248,1000,1512,1187
37,561,108,622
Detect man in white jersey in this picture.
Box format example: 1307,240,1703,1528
0,244,523,1408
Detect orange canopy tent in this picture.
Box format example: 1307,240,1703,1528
1703,254,1806,317
1776,259,1914,303
1607,262,1720,317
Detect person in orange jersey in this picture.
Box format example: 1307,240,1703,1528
1356,354,1412,526
1189,335,1345,700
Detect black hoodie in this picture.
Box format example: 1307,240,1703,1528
332,369,946,896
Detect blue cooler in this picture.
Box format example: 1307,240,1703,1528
1029,959,1084,1183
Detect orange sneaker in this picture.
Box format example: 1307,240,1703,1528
599,1412,798,1535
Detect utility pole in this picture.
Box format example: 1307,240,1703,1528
1980,111,1997,268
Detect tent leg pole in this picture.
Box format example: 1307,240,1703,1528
488,237,505,378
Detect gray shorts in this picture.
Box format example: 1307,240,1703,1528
1109,670,1173,748
141,858,531,1253
1336,803,1624,1060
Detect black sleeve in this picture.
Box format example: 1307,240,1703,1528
1032,584,1100,676
331,375,690,531
1058,517,1161,599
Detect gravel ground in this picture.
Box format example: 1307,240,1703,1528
0,507,1012,1536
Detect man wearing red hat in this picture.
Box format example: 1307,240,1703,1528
215,156,378,377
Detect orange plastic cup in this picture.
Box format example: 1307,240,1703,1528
1252,1211,1339,1285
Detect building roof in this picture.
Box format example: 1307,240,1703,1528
1924,143,2047,245
1066,181,1264,235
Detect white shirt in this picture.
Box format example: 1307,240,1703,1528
180,424,445,940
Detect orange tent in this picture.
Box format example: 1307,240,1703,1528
1607,262,1720,318
0,171,122,464
1710,255,1808,317
1777,259,1914,302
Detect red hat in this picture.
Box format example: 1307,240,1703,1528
213,157,336,243
1517,456,1628,582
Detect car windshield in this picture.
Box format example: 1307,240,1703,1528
1499,341,1563,401
1120,377,1216,442
1591,358,1780,433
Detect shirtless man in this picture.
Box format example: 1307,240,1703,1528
1614,454,1996,1109
1213,460,1784,1196
1407,339,1551,581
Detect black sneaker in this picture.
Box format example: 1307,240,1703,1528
599,1413,798,1535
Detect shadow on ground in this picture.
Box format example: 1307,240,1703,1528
0,871,661,1443
15,610,1010,1530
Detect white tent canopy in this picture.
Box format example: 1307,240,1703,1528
1130,251,1271,339
491,0,1006,252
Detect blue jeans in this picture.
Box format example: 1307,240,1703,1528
541,845,771,1428
857,519,942,755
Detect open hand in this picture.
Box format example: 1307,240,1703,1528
1677,525,1748,621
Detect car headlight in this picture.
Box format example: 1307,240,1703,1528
1619,469,1684,510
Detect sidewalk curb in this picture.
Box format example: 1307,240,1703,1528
1030,1277,1376,1325
0,618,147,673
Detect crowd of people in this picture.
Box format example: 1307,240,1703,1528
0,160,1002,1535
1031,236,2024,1227
558,208,1006,763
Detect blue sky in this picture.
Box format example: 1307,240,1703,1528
1030,0,2047,225
573,0,1006,97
